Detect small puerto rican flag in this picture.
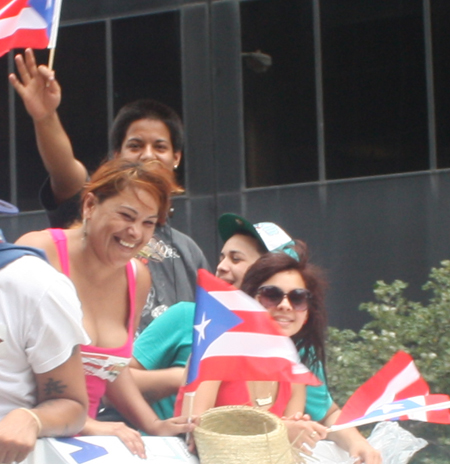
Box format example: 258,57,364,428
330,351,450,431
185,269,320,392
0,0,63,58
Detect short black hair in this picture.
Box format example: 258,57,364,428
109,99,184,155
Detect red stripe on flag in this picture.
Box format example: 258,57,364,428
228,310,284,336
197,268,234,292
0,28,48,56
335,351,430,426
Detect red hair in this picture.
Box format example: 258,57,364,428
82,159,180,225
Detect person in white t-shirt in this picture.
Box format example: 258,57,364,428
0,240,90,464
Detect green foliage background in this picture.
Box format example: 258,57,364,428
325,261,450,462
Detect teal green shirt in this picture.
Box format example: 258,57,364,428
303,352,333,421
133,302,195,420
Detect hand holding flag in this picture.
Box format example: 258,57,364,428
185,269,320,393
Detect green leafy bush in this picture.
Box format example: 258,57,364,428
325,260,450,461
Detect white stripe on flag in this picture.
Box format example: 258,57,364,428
365,361,422,415
210,290,267,313
202,331,300,364
0,7,46,40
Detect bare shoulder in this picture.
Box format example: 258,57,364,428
131,258,151,330
15,229,52,248
133,258,151,292
16,229,60,269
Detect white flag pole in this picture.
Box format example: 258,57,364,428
328,400,450,432
47,0,63,70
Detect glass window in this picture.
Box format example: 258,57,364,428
112,12,182,115
431,0,450,169
112,12,183,183
241,0,317,188
322,1,429,179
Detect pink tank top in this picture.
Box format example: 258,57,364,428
48,228,136,418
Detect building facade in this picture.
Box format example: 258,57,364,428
1,0,450,329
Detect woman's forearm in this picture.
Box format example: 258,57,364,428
130,367,184,401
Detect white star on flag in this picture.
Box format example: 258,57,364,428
194,312,211,345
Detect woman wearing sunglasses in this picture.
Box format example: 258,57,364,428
178,238,381,463
178,240,326,442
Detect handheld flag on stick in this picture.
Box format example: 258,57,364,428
184,269,320,393
330,351,450,431
0,0,63,59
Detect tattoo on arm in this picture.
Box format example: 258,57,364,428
43,378,67,397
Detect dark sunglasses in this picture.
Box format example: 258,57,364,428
256,285,311,312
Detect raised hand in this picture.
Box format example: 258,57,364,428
9,48,61,121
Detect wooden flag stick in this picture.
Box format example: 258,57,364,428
48,48,56,71
184,391,196,445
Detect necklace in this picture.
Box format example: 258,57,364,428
255,394,273,407
250,381,276,408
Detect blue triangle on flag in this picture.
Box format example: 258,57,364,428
28,0,55,38
187,286,242,384
360,398,422,422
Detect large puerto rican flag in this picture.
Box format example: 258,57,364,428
184,269,321,393
0,0,63,58
330,351,450,431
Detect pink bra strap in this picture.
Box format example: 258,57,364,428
48,228,70,277
125,260,137,337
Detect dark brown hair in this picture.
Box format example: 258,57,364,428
241,240,327,370
82,159,179,225
110,99,183,156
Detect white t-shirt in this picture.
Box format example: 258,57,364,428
0,255,90,418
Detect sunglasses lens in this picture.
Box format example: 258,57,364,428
258,286,284,307
257,286,310,311
288,289,309,310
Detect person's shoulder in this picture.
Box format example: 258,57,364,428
160,224,202,250
132,258,152,292
15,229,52,249
133,257,151,281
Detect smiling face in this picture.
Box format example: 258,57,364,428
117,118,182,171
256,269,308,337
83,186,159,266
215,234,263,288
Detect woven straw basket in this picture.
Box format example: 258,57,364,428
193,405,297,464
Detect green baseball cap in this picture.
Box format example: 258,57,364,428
218,213,299,260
